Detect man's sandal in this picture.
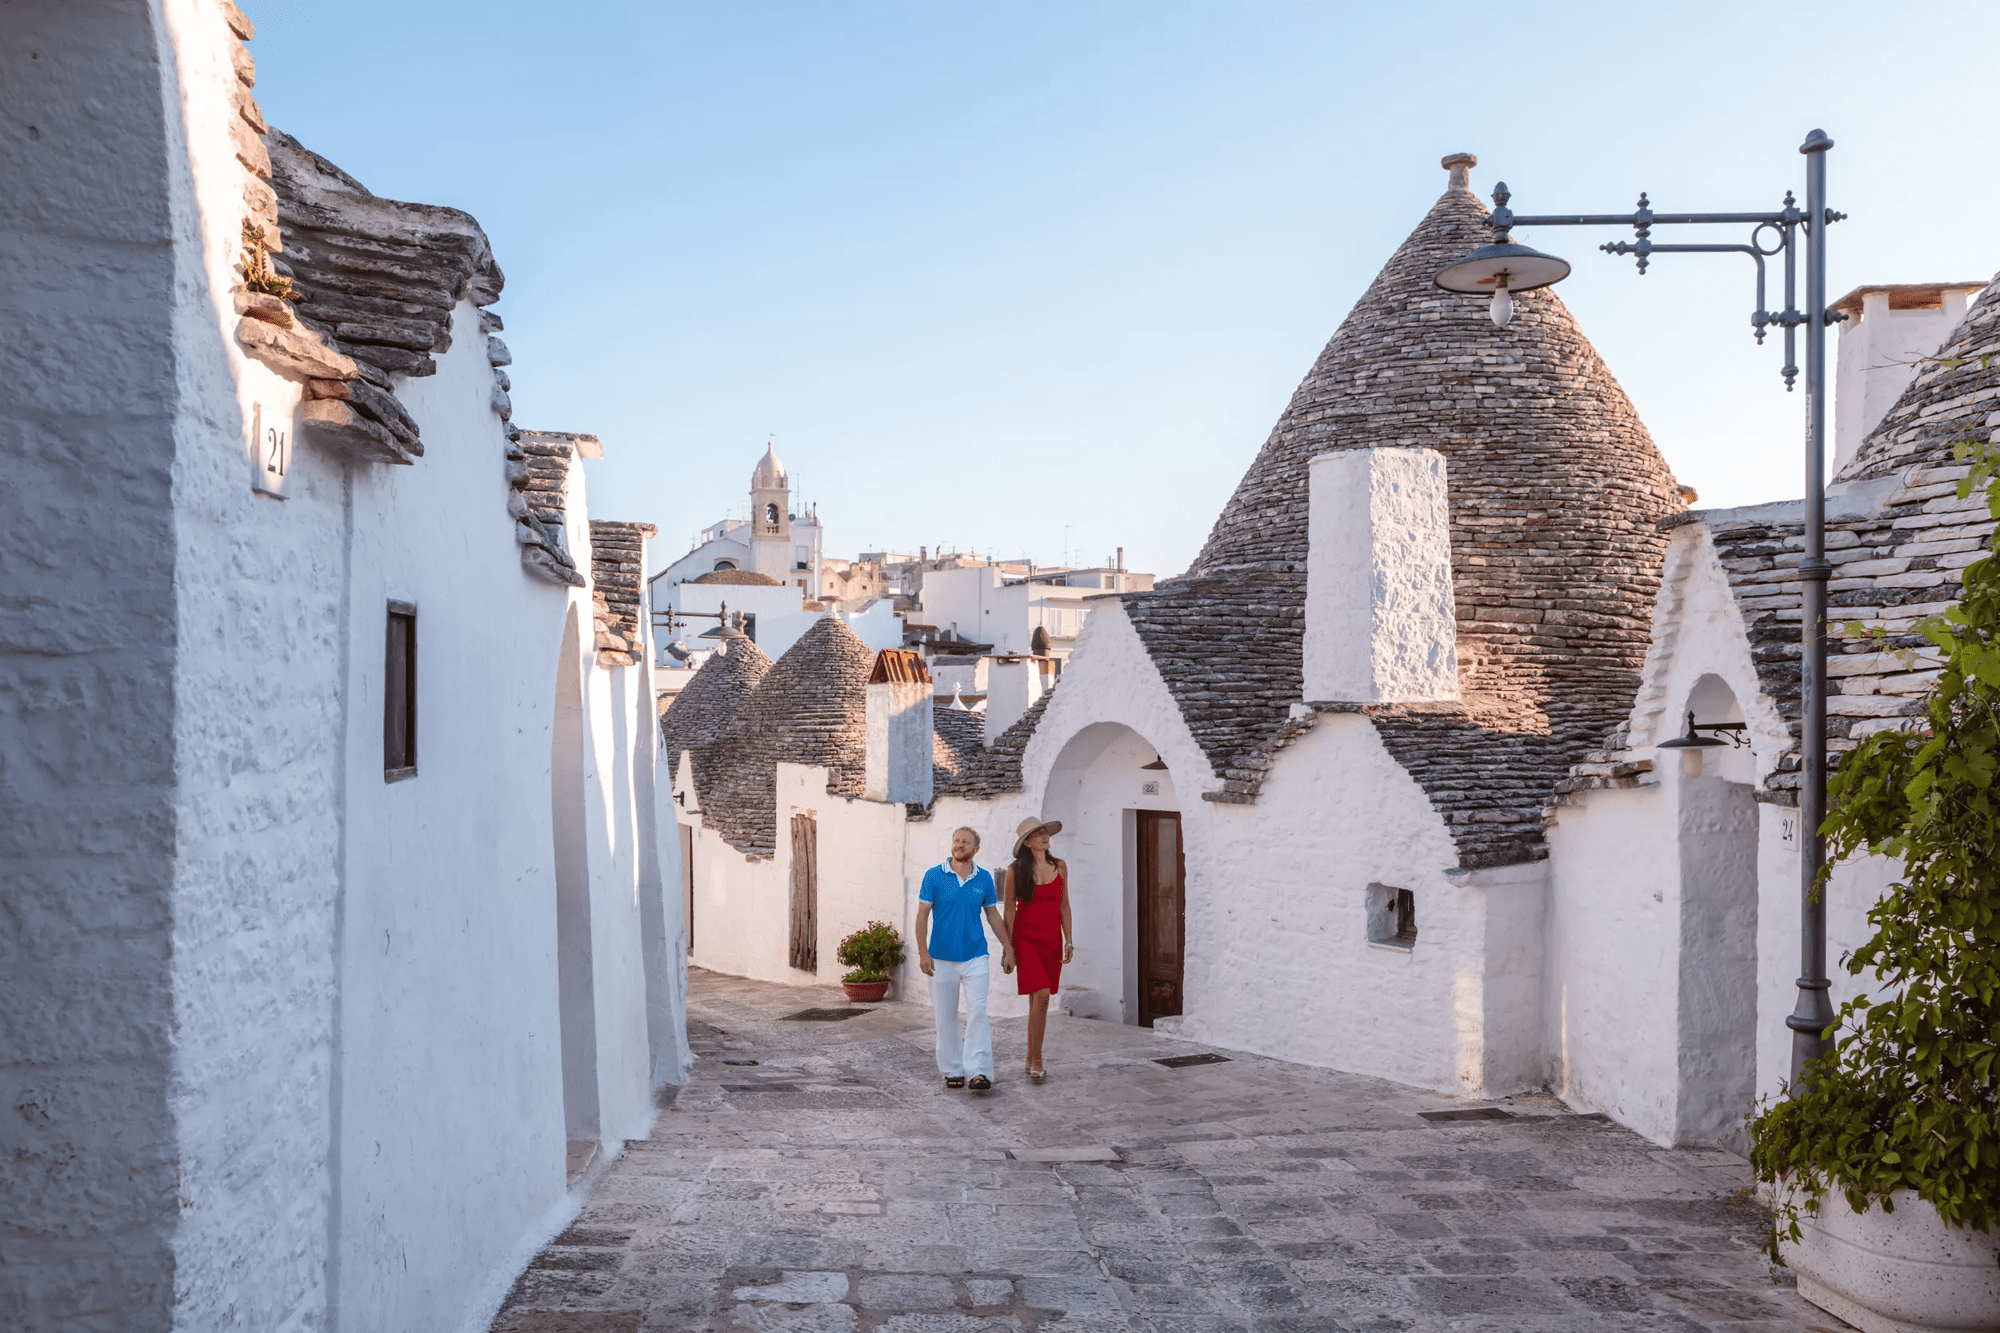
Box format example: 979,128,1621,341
967,1075,992,1091
944,1076,966,1089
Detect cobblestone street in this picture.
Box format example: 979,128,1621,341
493,970,1840,1333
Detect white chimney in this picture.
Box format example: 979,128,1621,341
1303,447,1457,703
983,656,1046,743
864,651,933,804
1833,282,1987,475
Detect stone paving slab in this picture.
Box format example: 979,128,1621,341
492,969,1847,1333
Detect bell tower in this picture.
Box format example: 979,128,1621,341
748,443,792,582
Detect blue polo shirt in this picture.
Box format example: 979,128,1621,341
919,861,998,962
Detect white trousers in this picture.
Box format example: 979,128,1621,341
930,955,993,1079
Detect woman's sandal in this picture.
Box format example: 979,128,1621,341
944,1076,966,1089
1027,1068,1047,1083
967,1075,992,1091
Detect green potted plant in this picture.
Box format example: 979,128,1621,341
1749,439,2000,1332
837,920,905,1003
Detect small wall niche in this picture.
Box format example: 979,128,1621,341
1367,883,1417,949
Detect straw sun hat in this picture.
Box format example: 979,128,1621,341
1011,816,1063,859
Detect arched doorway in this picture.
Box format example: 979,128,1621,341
1039,723,1182,1027
1675,673,1759,1147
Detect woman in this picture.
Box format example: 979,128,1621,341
1002,817,1074,1082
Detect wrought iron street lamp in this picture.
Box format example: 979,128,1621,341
1437,129,1846,1082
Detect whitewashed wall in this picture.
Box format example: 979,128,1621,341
1543,529,1760,1142
1548,523,1900,1145
5,6,678,1329
684,765,904,987
1021,603,1539,1097
334,301,580,1332
163,2,347,1325
0,3,192,1317
636,655,694,1089
575,584,658,1142
672,761,1034,1016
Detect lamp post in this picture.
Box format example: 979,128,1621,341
1437,130,1846,1083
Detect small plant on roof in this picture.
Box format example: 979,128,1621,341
240,220,294,299
1749,432,2000,1250
837,920,905,985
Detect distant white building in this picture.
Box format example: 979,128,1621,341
651,448,919,667
912,559,1154,660
656,444,824,598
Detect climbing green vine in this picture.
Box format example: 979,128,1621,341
1750,435,2000,1242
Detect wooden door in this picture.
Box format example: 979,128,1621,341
1136,810,1185,1027
788,811,818,974
679,823,695,954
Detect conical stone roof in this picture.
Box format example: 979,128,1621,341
694,615,877,855
660,638,772,775
1127,158,1684,867
1837,272,1999,482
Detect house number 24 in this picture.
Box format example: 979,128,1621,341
252,402,290,499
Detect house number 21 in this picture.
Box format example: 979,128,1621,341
252,402,290,499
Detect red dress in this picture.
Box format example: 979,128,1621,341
1013,871,1065,995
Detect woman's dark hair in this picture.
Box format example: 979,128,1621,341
1012,839,1051,904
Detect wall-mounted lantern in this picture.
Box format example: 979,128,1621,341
1656,710,1747,777
1140,753,1168,771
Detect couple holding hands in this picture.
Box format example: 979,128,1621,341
913,817,1073,1090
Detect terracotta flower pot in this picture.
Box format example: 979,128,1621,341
1779,1185,2000,1333
841,980,890,1003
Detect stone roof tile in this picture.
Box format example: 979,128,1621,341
931,693,1052,802
694,616,876,856
662,639,772,775
1127,165,1683,868
1699,455,1997,805
590,520,656,666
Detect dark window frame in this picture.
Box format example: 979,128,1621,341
1394,888,1418,943
384,599,418,781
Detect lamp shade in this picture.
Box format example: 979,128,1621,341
1434,241,1571,295
1656,711,1726,750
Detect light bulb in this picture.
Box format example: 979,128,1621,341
1489,283,1514,329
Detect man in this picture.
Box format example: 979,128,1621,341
916,826,1014,1091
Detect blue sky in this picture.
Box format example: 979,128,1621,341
248,1,2000,578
